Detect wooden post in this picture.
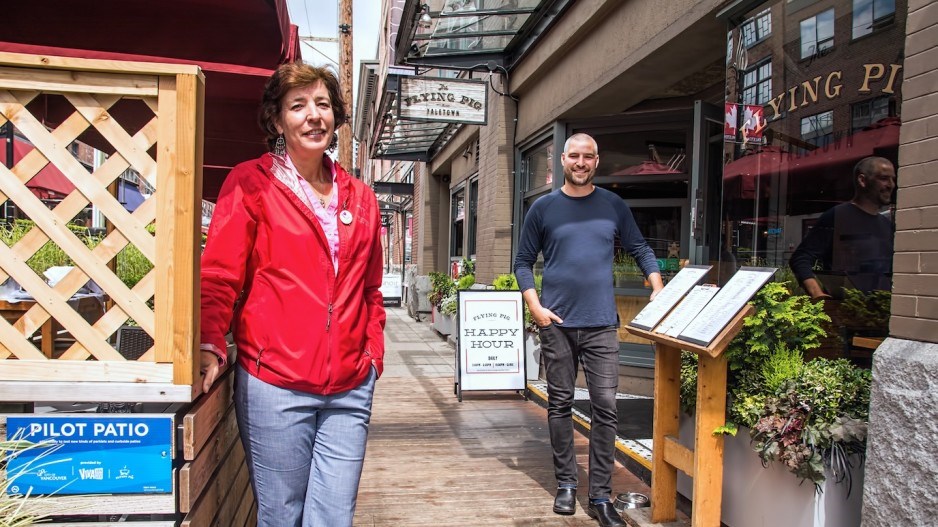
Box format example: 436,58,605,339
691,352,728,525
627,305,752,527
338,0,353,171
651,343,681,523
155,72,204,389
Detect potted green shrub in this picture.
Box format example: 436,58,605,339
428,271,456,336
677,281,870,527
492,273,542,379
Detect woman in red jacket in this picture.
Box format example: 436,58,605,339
199,62,385,527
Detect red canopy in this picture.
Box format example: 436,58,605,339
0,0,301,201
723,118,900,200
1,137,76,198
609,161,682,177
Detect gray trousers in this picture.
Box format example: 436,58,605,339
539,324,620,500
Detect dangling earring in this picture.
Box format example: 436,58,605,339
327,133,338,154
273,134,286,156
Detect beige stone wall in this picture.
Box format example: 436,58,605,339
511,0,724,140
892,0,938,343
474,82,517,286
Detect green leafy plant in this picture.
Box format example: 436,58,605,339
427,271,455,310
491,273,541,333
491,273,518,291
1,219,154,289
439,291,458,316
840,288,891,331
750,358,870,491
459,258,475,278
679,282,871,489
456,274,475,291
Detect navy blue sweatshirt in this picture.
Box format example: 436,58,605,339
513,187,660,328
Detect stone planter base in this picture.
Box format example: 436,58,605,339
431,306,455,336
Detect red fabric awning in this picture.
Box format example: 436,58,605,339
1,137,76,198
723,119,900,200
609,161,682,176
0,0,300,202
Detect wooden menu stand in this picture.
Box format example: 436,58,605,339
626,304,754,527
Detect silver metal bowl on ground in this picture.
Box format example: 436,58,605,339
614,492,650,511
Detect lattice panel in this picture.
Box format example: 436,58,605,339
0,55,202,396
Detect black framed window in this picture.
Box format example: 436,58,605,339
800,8,835,59
741,8,772,48
742,60,772,105
852,0,896,39
852,96,894,132
801,110,834,148
467,178,478,257
450,188,465,258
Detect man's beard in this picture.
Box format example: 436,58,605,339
564,167,594,186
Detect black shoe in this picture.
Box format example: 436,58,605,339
587,501,626,527
552,487,576,515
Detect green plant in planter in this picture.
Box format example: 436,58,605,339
456,274,475,291
459,258,475,278
428,271,455,310
751,357,870,491
840,288,891,332
439,274,476,317
679,281,871,488
492,273,541,333
440,291,458,317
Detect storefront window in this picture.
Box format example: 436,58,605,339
723,0,904,360
467,179,478,257
522,140,553,192
450,188,465,258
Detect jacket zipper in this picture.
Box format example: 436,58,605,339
255,348,265,373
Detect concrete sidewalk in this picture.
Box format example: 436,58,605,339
353,307,659,526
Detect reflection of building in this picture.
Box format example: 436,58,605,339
359,2,937,520
723,0,906,272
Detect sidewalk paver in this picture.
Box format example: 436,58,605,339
354,307,656,526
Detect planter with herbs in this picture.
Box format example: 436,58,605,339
676,281,870,527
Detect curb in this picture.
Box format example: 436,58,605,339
525,382,653,486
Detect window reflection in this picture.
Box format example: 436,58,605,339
723,0,904,356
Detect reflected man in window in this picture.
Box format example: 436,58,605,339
790,156,896,299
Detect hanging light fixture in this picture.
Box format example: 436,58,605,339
417,4,433,29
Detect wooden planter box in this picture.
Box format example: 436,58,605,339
676,415,864,527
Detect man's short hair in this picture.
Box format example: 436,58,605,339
853,156,891,190
563,133,598,154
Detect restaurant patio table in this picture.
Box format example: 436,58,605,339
0,296,105,358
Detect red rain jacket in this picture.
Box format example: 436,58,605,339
200,154,385,394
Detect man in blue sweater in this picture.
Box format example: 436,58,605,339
514,133,663,527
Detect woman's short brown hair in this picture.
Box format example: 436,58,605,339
258,62,348,151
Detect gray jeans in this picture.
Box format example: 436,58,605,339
539,324,620,500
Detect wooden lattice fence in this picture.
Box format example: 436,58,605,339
0,52,204,403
